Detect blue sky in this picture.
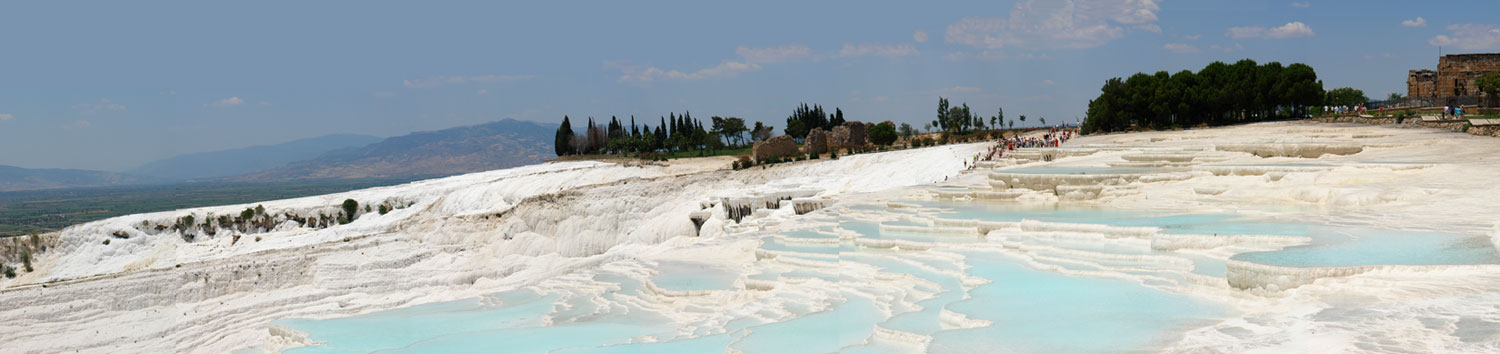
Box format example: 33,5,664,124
2,0,1497,170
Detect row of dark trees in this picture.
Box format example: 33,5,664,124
1324,87,1369,107
933,98,1032,133
554,112,773,156
1082,59,1325,134
784,103,845,139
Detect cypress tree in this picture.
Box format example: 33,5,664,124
555,116,574,156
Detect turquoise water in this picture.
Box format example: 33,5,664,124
276,197,1500,353
729,296,884,354
651,260,740,291
927,255,1222,353
1233,227,1499,267
278,290,563,353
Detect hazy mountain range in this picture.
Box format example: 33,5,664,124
0,119,556,191
0,166,164,192
126,134,385,181
233,119,556,181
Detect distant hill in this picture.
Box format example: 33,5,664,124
0,165,163,192
127,134,383,181
234,119,556,181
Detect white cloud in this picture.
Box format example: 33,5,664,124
1268,22,1315,38
1182,34,1202,40
0,113,12,121
735,45,813,64
944,0,1161,50
1430,24,1500,50
839,43,919,57
1226,26,1264,39
1227,22,1314,39
618,42,917,83
1290,2,1310,8
618,61,760,82
938,86,983,93
64,120,91,129
402,74,534,88
208,97,244,108
914,30,929,43
373,91,396,98
72,98,126,113
943,51,1052,62
1402,17,1427,28
258,100,272,105
1209,43,1245,52
1163,43,1201,53
476,89,488,95
1042,80,1056,85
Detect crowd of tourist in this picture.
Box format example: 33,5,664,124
1327,104,1365,116
972,125,1079,166
1443,105,1466,119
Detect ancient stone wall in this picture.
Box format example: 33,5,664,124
1408,70,1436,98
751,135,797,161
1437,54,1499,98
1407,54,1500,100
803,128,828,155
830,121,868,150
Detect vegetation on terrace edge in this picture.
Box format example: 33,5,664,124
0,178,418,238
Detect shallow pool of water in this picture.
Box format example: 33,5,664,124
927,254,1223,353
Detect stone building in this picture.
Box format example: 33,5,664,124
1407,53,1500,99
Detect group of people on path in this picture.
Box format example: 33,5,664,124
971,126,1078,167
1443,105,1465,119
1327,104,1365,116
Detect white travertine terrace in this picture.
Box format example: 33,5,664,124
4,121,1500,353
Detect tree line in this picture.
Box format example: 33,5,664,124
931,97,1039,134
1082,59,1325,134
554,112,775,156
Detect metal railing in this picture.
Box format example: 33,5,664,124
1368,95,1483,109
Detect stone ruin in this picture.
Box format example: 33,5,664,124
1407,53,1500,98
830,121,868,151
803,128,828,155
752,135,798,162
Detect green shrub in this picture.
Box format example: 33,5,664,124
3,265,13,278
378,204,390,215
103,239,110,245
342,199,359,222
1462,123,1473,132
21,249,33,273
